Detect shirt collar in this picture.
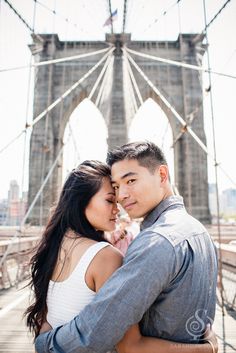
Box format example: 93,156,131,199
140,195,184,231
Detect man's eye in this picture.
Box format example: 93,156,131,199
113,185,119,190
127,179,136,184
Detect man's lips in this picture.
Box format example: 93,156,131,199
123,202,136,210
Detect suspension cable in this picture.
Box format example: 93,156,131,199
123,50,139,113
133,0,182,36
0,47,114,156
122,0,127,33
161,24,173,181
0,47,111,73
16,0,38,285
125,48,236,189
123,48,143,105
3,0,34,32
172,88,210,147
125,49,209,152
88,49,115,100
30,48,114,127
204,0,231,32
202,0,226,341
58,26,80,177
0,131,25,155
34,0,75,29
95,56,114,107
178,2,192,213
68,122,80,166
193,0,232,44
39,2,56,226
0,135,70,268
125,47,236,80
34,0,101,40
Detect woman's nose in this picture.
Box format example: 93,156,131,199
113,203,119,215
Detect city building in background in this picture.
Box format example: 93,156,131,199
0,180,28,226
221,188,236,217
209,183,236,224
0,199,8,225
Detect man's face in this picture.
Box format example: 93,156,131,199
111,159,168,219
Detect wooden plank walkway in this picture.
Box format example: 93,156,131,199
214,304,236,353
0,283,34,352
0,284,235,352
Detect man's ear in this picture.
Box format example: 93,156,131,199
158,165,169,184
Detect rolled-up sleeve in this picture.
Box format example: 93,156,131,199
35,232,176,353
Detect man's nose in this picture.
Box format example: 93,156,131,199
117,185,129,203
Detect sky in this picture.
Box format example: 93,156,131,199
0,0,236,200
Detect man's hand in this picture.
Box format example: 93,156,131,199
40,321,52,334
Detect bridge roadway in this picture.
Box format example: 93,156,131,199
0,282,235,352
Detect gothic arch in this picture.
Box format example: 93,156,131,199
28,33,210,224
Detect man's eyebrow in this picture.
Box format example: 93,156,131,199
107,192,115,195
111,172,138,184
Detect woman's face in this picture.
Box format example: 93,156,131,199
85,177,119,232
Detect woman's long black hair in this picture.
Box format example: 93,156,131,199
25,160,111,337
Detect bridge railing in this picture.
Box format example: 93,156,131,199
1,226,236,311
0,228,42,289
215,242,236,311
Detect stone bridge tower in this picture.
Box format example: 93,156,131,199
28,33,211,224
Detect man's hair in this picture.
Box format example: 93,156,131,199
106,141,167,173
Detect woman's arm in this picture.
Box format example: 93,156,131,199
91,244,123,291
116,324,217,353
39,321,52,334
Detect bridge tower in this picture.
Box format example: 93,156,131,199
28,33,211,224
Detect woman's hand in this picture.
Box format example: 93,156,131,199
116,323,219,353
40,321,52,334
204,324,218,353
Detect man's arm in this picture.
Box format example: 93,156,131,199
35,233,176,353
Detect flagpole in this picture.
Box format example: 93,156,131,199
108,0,114,34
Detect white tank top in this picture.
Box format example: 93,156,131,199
46,241,109,328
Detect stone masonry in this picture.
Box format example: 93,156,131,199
28,33,211,224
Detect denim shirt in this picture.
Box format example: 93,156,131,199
35,196,217,353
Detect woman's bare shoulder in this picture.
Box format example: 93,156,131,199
89,244,123,291
99,243,124,264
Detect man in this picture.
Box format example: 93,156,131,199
35,141,217,352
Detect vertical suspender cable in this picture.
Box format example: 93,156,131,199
67,20,82,167
95,56,114,107
0,139,69,269
16,0,37,286
39,0,56,226
161,8,173,185
122,0,127,33
178,2,192,213
202,0,226,348
123,49,138,114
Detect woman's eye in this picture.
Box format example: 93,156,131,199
107,200,114,204
127,179,135,184
113,185,119,190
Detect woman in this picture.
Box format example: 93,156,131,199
25,160,217,353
